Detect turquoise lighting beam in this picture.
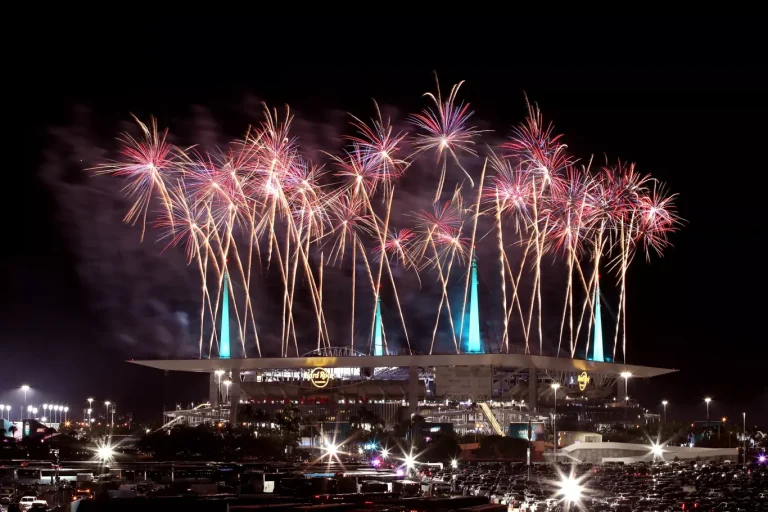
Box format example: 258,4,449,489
591,277,604,362
373,294,384,356
466,254,483,353
220,271,231,359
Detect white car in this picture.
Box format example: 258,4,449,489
18,497,47,511
18,497,36,510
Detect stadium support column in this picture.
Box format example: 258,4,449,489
467,253,482,353
408,366,419,418
590,277,605,362
374,295,384,356
220,271,231,359
209,373,219,408
528,368,538,413
229,373,240,425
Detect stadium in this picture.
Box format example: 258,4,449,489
106,83,682,446
133,259,676,440
136,350,674,436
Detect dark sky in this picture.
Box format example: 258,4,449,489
7,19,767,424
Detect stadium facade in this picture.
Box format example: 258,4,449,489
135,350,675,436
133,264,676,436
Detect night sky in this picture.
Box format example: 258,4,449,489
6,19,767,424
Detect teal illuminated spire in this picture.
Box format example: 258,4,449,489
219,271,231,359
465,252,483,354
373,294,384,356
590,276,605,362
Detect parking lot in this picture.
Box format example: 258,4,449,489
431,460,767,511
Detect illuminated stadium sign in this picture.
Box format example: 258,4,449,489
310,367,330,388
578,371,591,392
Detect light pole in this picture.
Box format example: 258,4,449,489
704,398,712,425
742,412,746,464
552,382,560,464
87,409,93,428
223,380,232,404
661,400,668,425
0,405,4,421
21,385,30,410
64,407,69,423
104,401,111,433
620,372,632,419
215,370,225,421
87,398,94,426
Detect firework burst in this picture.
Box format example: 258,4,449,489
94,76,680,363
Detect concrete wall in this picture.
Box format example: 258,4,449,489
560,442,738,464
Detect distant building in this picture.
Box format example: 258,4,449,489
558,430,603,447
559,442,737,463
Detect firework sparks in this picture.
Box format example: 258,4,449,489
93,77,680,362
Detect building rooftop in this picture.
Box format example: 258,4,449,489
131,353,676,378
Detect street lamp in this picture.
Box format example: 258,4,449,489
64,407,69,422
0,405,4,421
620,372,631,419
742,412,747,464
21,385,30,408
104,401,111,432
552,382,561,463
704,398,712,424
661,400,668,425
223,380,232,404
558,475,583,504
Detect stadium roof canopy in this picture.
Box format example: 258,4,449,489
130,353,676,378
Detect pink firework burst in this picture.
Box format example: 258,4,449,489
503,102,569,193
347,101,409,183
375,228,417,266
332,144,384,198
634,184,680,259
484,153,533,228
409,75,483,191
94,116,178,238
546,166,595,255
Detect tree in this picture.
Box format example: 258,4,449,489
475,435,528,459
274,403,301,449
422,432,461,463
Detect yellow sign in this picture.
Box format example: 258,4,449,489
577,372,590,392
310,367,330,388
